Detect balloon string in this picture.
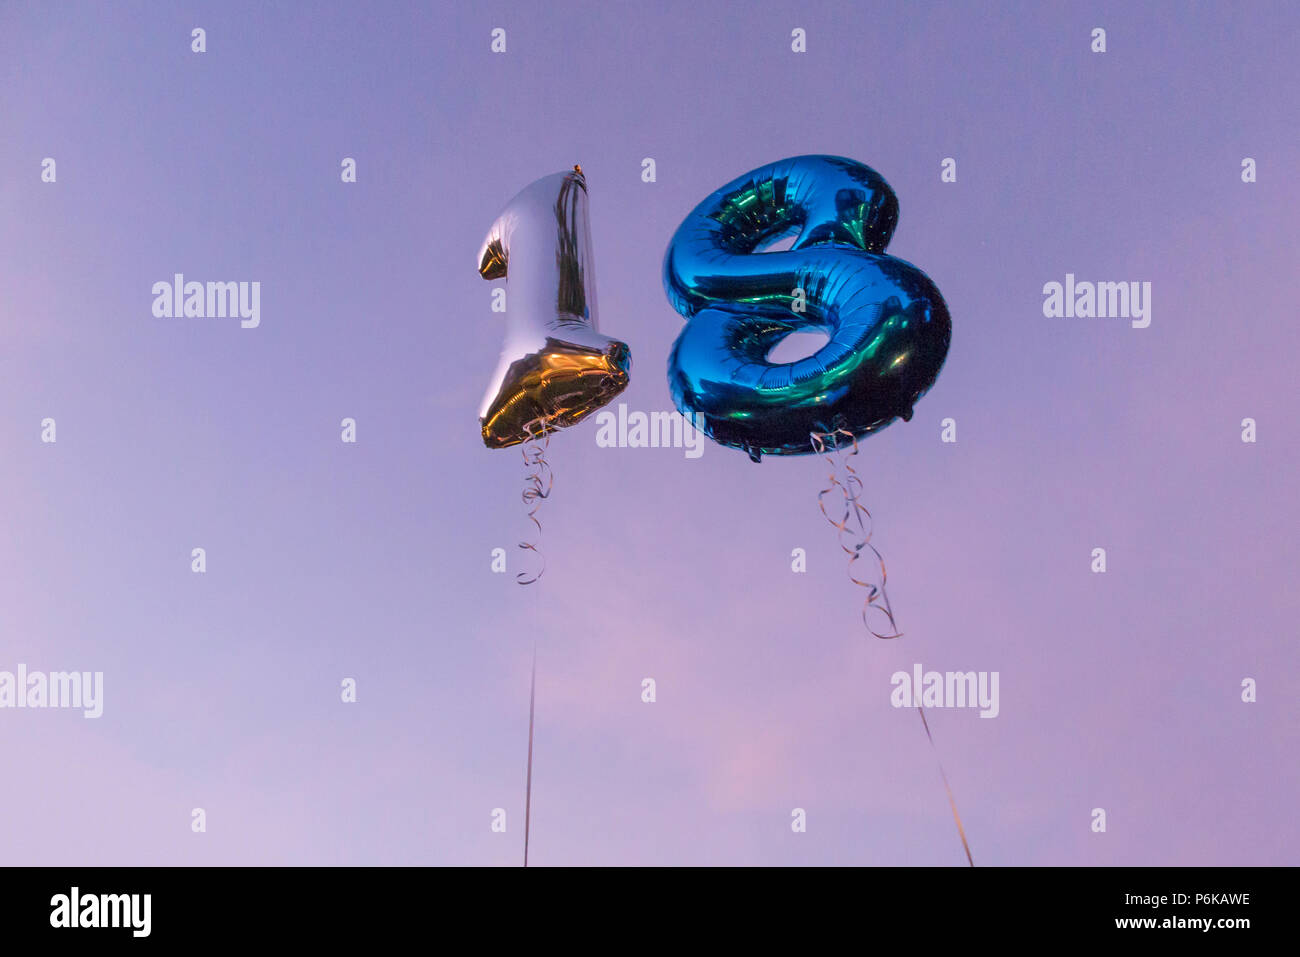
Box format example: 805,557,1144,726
810,426,974,867
518,422,551,865
809,426,899,638
515,422,551,866
523,640,537,868
917,704,974,866
516,422,552,586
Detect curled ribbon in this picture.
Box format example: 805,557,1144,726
809,424,900,640
516,421,553,586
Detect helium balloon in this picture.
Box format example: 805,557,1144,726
478,167,631,449
662,155,951,461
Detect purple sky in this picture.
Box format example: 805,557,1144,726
1,0,1296,866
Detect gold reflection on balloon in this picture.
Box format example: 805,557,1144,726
481,338,630,449
478,238,507,280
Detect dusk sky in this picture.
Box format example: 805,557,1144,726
1,0,1296,866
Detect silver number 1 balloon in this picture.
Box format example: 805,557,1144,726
477,166,631,448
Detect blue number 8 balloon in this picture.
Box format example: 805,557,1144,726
663,155,951,461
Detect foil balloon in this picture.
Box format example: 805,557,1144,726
662,155,951,461
478,167,631,448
